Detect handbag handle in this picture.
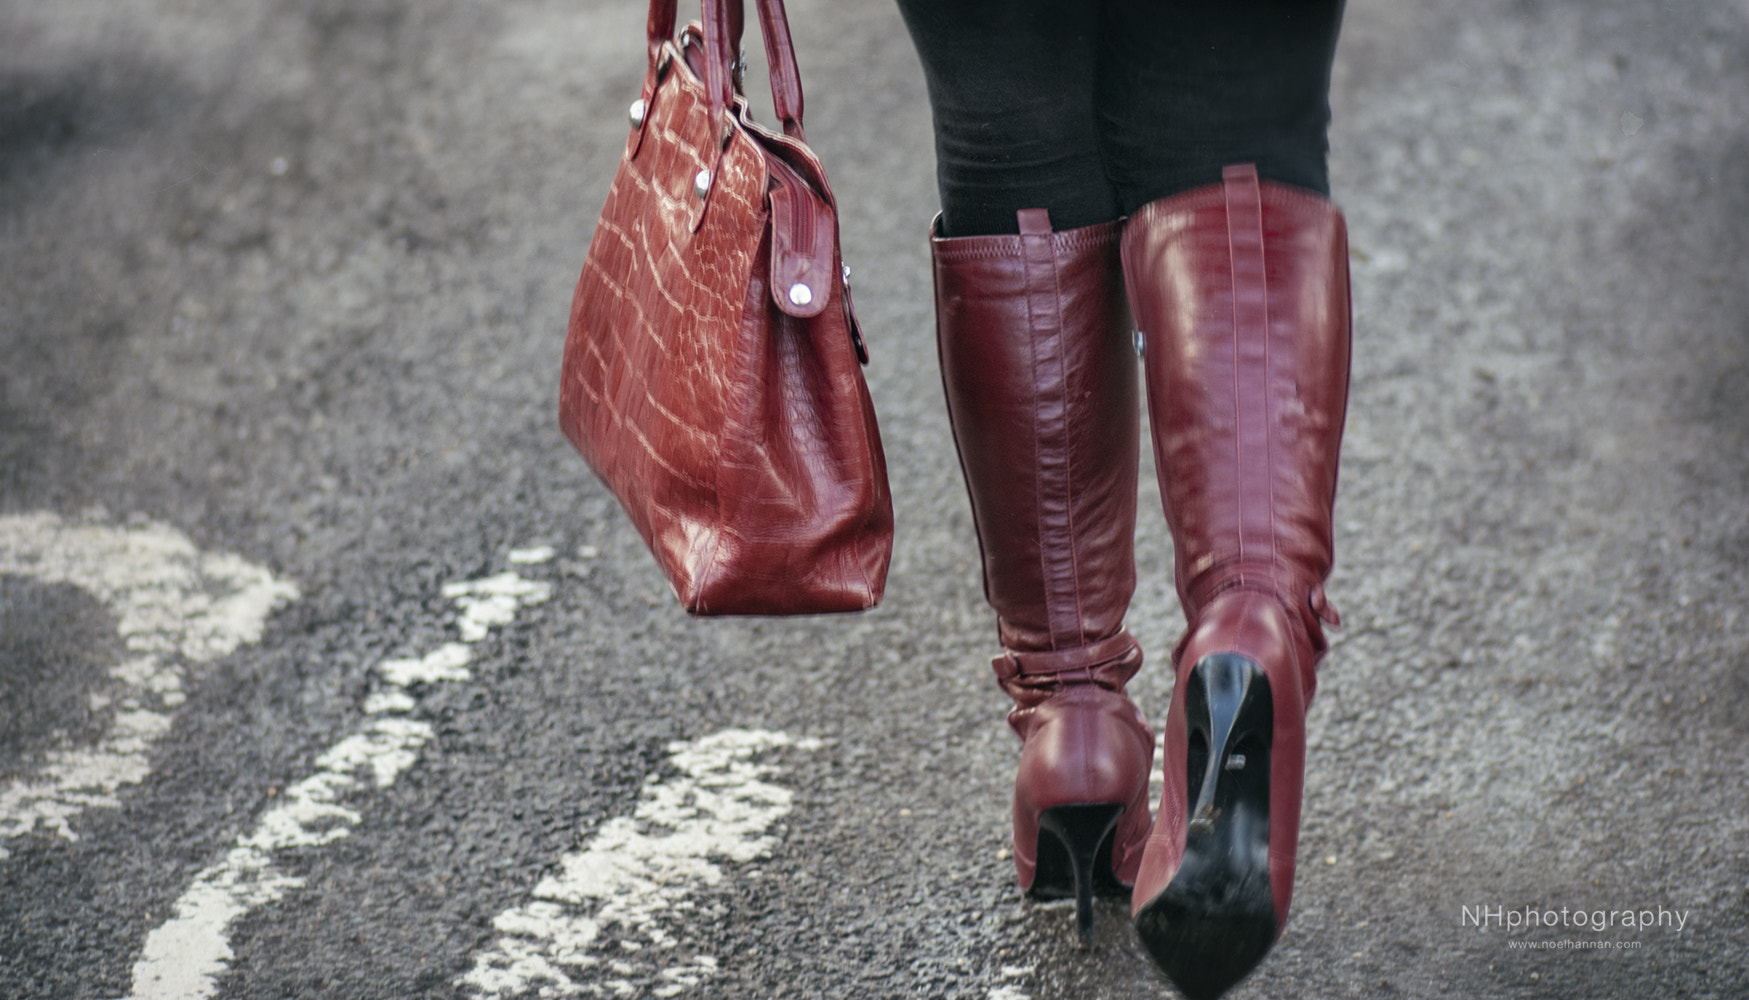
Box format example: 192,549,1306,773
748,0,807,139
644,0,807,139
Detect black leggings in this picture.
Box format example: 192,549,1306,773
894,0,1345,237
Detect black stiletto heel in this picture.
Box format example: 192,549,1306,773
1034,802,1124,938
1135,653,1275,999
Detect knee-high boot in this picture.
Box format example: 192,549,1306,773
1123,164,1351,998
932,209,1155,938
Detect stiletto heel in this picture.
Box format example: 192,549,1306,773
1036,803,1125,938
1135,654,1274,998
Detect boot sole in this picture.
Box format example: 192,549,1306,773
1134,653,1276,999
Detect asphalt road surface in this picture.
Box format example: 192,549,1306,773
3,1,1748,998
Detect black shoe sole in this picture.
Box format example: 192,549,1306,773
1134,653,1276,999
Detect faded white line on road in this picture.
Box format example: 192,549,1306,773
0,512,298,857
377,642,473,687
446,572,553,641
988,963,1036,1000
461,729,820,999
127,554,553,1000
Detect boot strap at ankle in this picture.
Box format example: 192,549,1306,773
993,630,1141,683
1185,560,1342,630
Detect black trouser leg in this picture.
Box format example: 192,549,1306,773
894,0,1120,237
894,0,1346,236
1097,0,1346,210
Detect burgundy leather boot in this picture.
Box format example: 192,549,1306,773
933,209,1155,938
1123,164,1351,999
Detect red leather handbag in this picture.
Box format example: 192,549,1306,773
558,0,892,615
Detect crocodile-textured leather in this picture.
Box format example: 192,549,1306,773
559,0,892,615
1124,164,1351,927
933,210,1154,889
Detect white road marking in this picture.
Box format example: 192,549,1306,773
988,963,1035,1000
0,512,298,857
461,729,821,999
377,642,474,687
446,572,552,641
127,555,554,1000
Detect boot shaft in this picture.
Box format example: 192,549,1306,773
1123,165,1351,642
932,209,1140,654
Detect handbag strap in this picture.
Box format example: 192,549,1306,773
645,0,807,140
750,0,806,139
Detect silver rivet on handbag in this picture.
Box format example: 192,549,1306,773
628,98,646,129
694,168,712,199
788,283,813,306
1134,329,1145,357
